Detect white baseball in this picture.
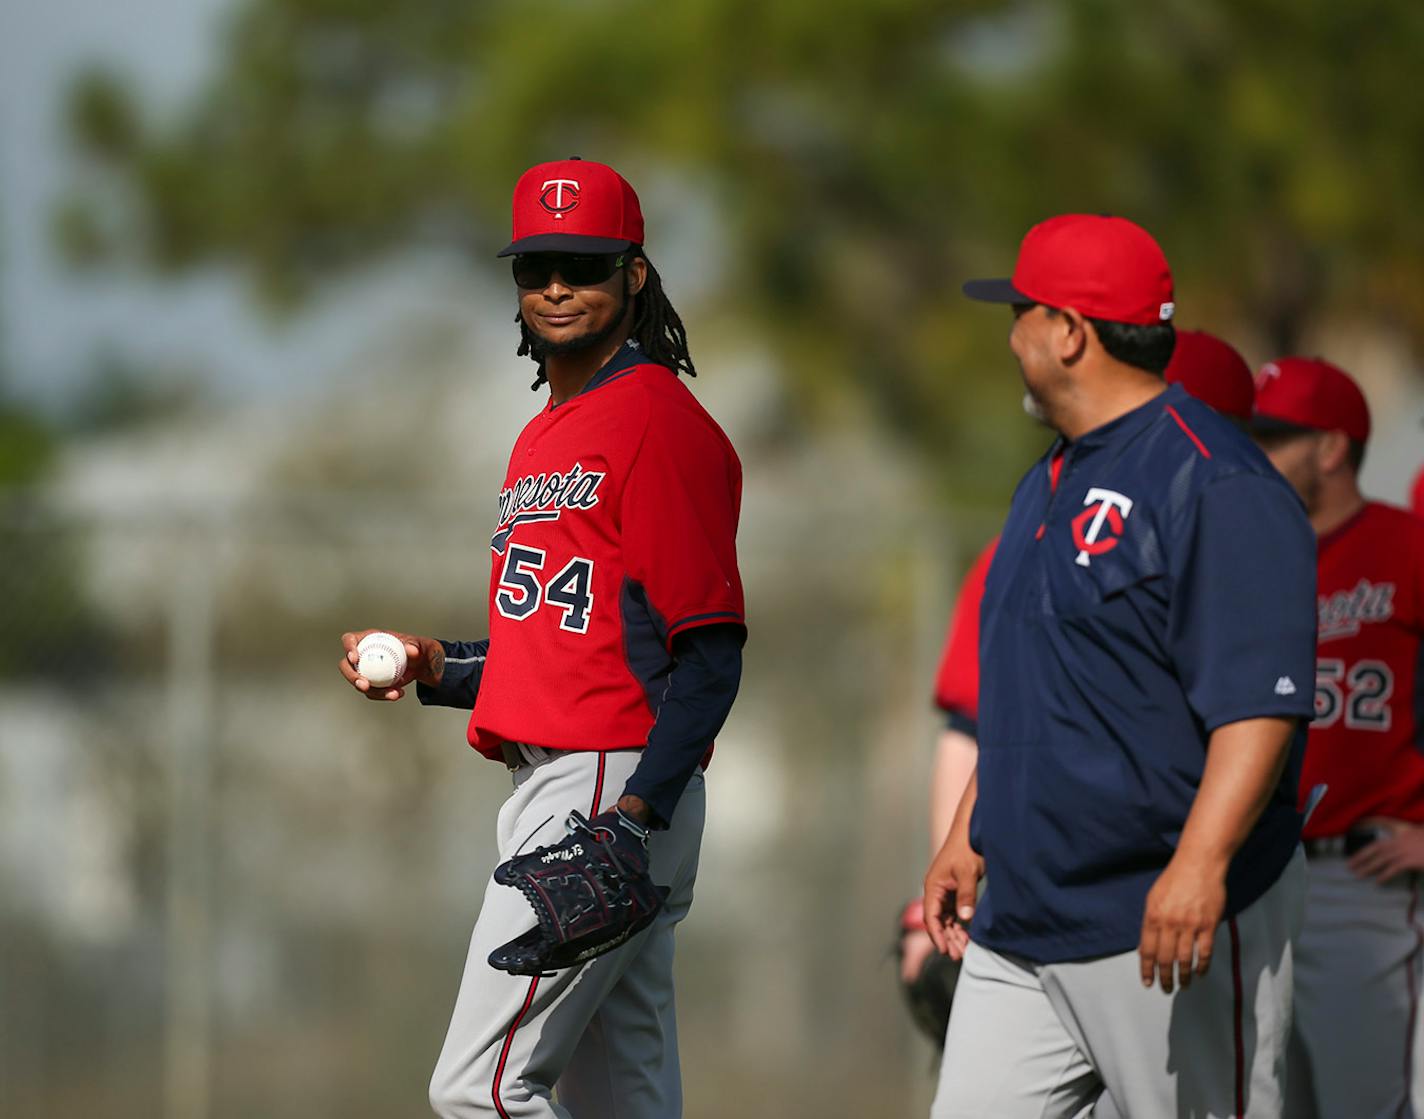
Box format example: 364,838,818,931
356,632,407,689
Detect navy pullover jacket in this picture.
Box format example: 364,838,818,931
972,383,1317,963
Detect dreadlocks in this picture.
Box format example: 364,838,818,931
516,251,696,391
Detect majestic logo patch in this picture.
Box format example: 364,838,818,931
492,462,606,554
1318,579,1395,642
539,178,580,219
1274,676,1297,696
1071,488,1134,567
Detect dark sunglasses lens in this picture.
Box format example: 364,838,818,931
512,254,620,289
560,255,620,285
511,256,549,288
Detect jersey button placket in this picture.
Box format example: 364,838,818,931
1036,447,1071,541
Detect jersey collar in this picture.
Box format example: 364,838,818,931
549,341,645,411
1316,501,1372,552
1070,381,1179,450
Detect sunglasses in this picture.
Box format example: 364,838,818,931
512,253,627,289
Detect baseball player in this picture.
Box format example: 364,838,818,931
1248,357,1424,1119
898,535,998,1041
339,158,745,1118
1164,328,1257,428
922,214,1317,1118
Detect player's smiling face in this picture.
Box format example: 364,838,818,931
516,253,648,354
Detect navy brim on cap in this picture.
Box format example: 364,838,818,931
962,277,1032,304
497,233,636,257
1246,415,1321,437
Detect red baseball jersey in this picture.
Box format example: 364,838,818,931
468,356,744,759
932,537,999,726
1301,502,1424,837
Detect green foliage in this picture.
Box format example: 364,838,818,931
66,70,142,161
0,404,56,486
62,0,1424,502
62,358,209,435
0,401,109,681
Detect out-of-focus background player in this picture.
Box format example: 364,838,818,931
1250,357,1424,1119
896,537,995,1044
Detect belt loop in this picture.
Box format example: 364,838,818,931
500,742,522,772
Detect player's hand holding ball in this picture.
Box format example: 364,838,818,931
357,632,406,687
338,629,444,701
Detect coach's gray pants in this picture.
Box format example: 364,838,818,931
429,747,704,1119
932,847,1305,1119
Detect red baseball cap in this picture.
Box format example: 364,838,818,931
497,157,644,257
963,214,1175,326
1251,356,1372,444
1164,330,1254,421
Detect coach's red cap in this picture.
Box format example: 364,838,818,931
498,158,644,257
1164,330,1254,421
963,214,1175,326
1251,356,1371,444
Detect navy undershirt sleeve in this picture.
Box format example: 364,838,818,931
415,639,490,710
621,623,744,828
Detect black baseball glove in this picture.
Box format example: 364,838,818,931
488,809,668,976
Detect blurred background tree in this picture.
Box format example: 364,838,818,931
58,0,1424,504
0,353,107,678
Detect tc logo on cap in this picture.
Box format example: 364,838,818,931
540,179,580,219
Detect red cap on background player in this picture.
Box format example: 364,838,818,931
1164,330,1254,422
1411,462,1424,519
1250,356,1372,444
962,214,1175,326
498,158,644,257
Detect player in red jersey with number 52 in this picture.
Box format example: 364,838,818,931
1250,356,1424,1119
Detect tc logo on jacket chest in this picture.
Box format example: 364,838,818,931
1071,488,1134,567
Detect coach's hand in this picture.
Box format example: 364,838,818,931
924,826,984,962
1138,853,1227,994
338,629,445,701
925,772,983,961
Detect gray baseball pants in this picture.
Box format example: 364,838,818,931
932,848,1306,1119
1286,856,1424,1119
428,746,705,1119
